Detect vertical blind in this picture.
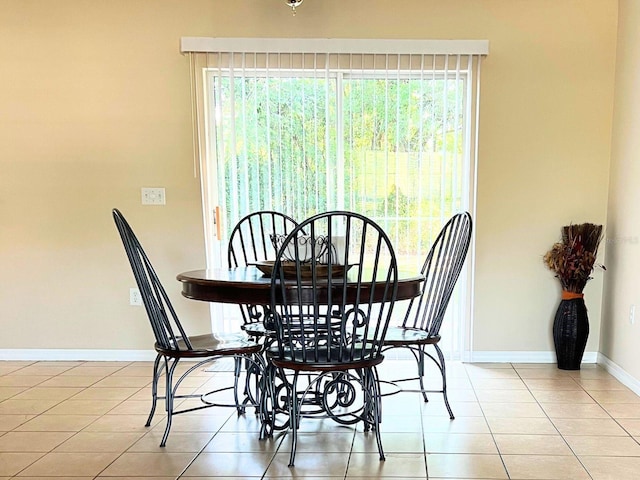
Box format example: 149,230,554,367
182,37,487,359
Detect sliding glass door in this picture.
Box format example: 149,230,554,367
196,50,478,360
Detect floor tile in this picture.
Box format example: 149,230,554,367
564,435,640,456
568,366,614,379
95,477,175,480
486,417,558,434
54,431,145,452
128,431,214,452
474,389,535,403
617,418,640,435
480,402,546,418
0,376,50,387
600,402,640,418
469,378,527,390
185,451,278,476
422,416,490,434
107,400,156,415
0,452,44,476
11,386,84,401
577,378,628,390
0,387,28,401
83,414,163,432
70,386,141,400
465,367,518,380
111,365,156,376
15,414,100,432
530,389,596,403
352,431,423,453
424,433,498,454
421,400,483,417
92,376,152,388
580,455,640,480
522,378,581,390
17,451,121,477
17,477,93,480
0,414,35,431
203,431,284,453
540,402,610,418
502,454,590,479
378,415,423,433
425,453,508,478
347,452,426,477
61,366,126,377
515,368,572,380
45,399,123,415
100,452,196,477
1,359,639,479
0,399,59,415
8,365,74,376
279,431,355,453
551,418,629,436
37,375,104,387
0,431,74,452
493,434,572,455
588,389,640,403
0,365,28,375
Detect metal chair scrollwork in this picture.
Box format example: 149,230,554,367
261,210,399,466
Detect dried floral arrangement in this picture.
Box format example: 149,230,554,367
543,223,605,293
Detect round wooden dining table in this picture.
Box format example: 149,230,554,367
177,265,423,304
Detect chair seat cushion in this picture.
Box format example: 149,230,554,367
383,326,440,346
156,332,261,358
267,345,383,371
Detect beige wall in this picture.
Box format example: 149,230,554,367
0,0,617,356
601,0,640,377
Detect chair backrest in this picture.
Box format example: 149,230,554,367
270,211,399,364
112,208,191,351
227,210,299,267
402,212,472,337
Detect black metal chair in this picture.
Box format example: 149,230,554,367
227,210,299,339
112,208,263,447
382,211,472,419
262,211,399,466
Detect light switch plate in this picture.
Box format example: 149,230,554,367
141,187,165,205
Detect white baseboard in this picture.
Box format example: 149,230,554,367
596,353,640,397
468,350,598,364
0,349,158,362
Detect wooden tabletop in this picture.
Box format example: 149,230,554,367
177,266,423,305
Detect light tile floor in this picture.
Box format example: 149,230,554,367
1,359,640,479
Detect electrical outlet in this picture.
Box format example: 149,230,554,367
630,305,636,325
130,288,143,306
141,187,166,205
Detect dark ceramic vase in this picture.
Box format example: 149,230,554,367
552,295,589,370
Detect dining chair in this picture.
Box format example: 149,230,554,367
112,208,263,447
382,211,472,419
262,210,399,466
227,210,299,340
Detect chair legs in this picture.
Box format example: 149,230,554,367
388,344,455,420
145,353,264,448
144,353,177,447
433,344,454,419
268,367,385,467
287,371,301,467
160,357,179,447
364,367,385,461
145,353,162,427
